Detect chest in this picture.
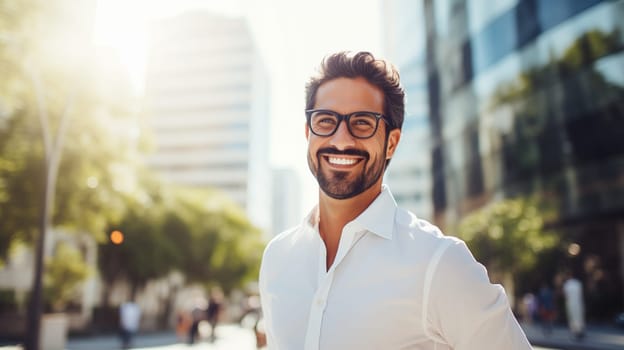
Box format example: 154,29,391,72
267,236,439,349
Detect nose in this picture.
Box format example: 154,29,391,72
328,120,356,150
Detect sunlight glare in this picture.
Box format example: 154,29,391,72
94,0,382,215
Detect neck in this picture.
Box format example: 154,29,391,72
317,184,382,270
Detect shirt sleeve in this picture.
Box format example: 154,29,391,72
425,239,532,349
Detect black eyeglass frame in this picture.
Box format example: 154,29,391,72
305,109,391,139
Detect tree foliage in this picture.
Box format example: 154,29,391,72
0,0,140,264
457,196,559,277
2,0,264,299
98,174,264,299
43,241,91,311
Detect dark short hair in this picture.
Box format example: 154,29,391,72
305,51,405,131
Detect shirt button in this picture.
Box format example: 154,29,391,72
316,298,324,306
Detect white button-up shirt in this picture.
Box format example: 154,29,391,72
259,186,531,350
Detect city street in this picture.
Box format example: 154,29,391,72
522,322,624,350
0,324,259,350
0,323,560,350
4,321,624,350
67,324,258,350
62,321,624,350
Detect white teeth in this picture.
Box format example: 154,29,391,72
328,157,357,165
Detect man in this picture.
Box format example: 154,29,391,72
259,51,531,349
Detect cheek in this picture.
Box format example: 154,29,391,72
307,137,322,159
371,140,388,161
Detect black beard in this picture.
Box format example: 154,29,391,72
307,146,387,200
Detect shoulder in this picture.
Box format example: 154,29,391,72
259,224,313,295
262,225,302,258
260,224,310,276
393,207,464,249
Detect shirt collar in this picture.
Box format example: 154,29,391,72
351,184,396,240
303,184,397,240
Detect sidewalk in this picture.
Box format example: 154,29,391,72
67,324,259,350
522,322,624,350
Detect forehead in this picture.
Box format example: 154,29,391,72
314,77,384,114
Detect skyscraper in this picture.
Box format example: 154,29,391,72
271,168,301,237
422,0,624,320
144,11,270,229
382,0,433,220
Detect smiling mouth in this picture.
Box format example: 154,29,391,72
324,155,362,167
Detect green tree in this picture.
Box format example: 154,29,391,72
98,171,181,302
1,2,142,347
172,188,264,292
98,175,264,302
457,196,559,298
0,0,140,263
43,242,91,312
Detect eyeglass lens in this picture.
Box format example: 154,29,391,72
309,111,379,138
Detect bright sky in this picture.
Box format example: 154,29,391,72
94,0,383,214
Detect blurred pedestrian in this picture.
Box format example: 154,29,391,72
563,271,585,340
538,283,556,335
239,294,262,328
119,300,141,349
206,287,224,343
521,292,537,324
188,298,206,344
258,51,531,349
175,310,191,342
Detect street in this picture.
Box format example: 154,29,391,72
67,324,557,350
65,323,560,350
67,324,258,350
17,320,624,350
1,323,560,350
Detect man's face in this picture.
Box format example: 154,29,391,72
306,77,400,200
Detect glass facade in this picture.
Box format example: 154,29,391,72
382,0,433,218
424,0,624,320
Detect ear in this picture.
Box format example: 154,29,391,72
305,122,310,139
385,129,401,159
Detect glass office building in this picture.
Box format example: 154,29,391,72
424,0,624,319
382,0,433,219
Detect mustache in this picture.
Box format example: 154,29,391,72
317,147,369,159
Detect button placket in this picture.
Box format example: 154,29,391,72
304,268,335,350
305,226,368,350
304,228,334,350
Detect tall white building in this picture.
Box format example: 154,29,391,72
144,11,271,230
271,168,301,237
382,0,433,219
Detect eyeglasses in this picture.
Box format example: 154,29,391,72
305,109,389,139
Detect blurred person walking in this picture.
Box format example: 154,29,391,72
188,298,207,344
538,283,556,335
119,300,141,349
521,292,538,324
259,51,531,349
207,287,225,343
175,310,191,342
563,271,586,340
